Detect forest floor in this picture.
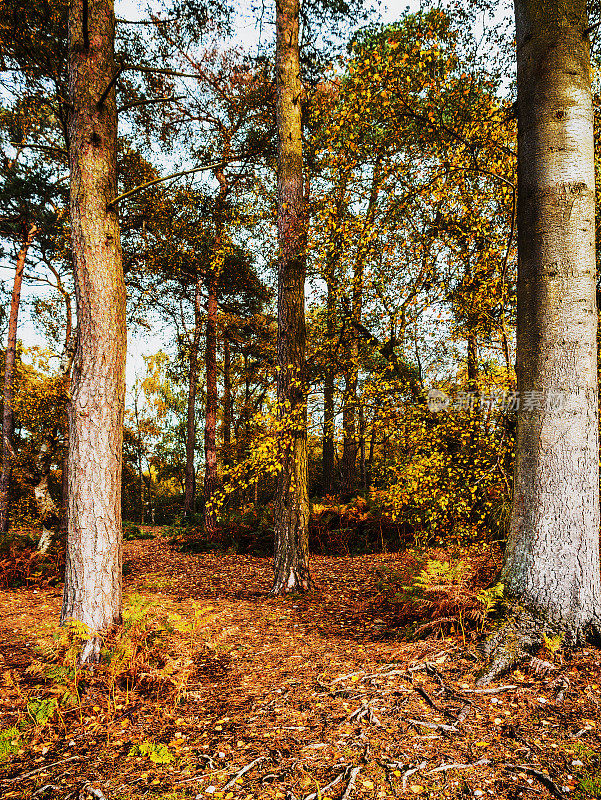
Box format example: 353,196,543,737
0,530,600,800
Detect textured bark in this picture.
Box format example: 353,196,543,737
61,0,126,663
184,282,201,520
483,0,601,681
0,224,38,533
272,0,311,594
322,279,336,493
203,275,218,532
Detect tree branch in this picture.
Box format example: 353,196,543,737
108,160,237,207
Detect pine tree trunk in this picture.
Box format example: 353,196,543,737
60,0,126,663
184,280,201,520
480,0,601,683
0,223,38,533
272,0,311,594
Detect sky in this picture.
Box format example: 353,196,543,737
4,0,506,398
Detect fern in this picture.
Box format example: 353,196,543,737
27,697,58,726
129,740,174,764
0,726,21,762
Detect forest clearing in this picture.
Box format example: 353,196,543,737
2,0,601,796
1,530,600,800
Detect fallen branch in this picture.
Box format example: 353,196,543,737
460,685,518,694
402,761,427,790
341,766,361,800
0,756,81,784
222,756,267,791
408,719,458,734
426,758,490,775
504,764,564,799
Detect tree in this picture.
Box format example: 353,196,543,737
0,221,38,531
479,0,601,683
272,0,311,594
60,0,127,663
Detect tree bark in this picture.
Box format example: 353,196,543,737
0,223,38,533
322,278,336,493
184,282,201,520
60,0,127,663
272,0,311,594
480,0,601,683
222,334,232,465
203,274,218,532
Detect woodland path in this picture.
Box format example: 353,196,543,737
0,532,600,799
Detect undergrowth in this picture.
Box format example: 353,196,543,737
375,545,503,638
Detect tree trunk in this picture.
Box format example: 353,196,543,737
480,0,601,683
272,0,311,594
204,163,228,533
203,274,218,532
340,155,382,495
60,0,127,663
222,334,232,466
322,279,336,494
0,223,38,533
184,280,201,520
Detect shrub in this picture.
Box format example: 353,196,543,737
123,520,154,541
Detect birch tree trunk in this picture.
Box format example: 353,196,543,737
272,0,311,594
60,0,127,663
0,223,38,533
480,0,601,683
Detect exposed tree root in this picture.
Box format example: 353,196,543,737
476,606,601,687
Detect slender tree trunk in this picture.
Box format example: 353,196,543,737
322,175,347,494
60,0,127,663
222,334,232,466
341,155,382,494
322,279,335,494
184,281,201,520
133,392,144,525
36,322,76,553
358,402,366,489
204,163,228,533
272,0,310,594
0,223,38,533
480,0,601,683
203,275,218,532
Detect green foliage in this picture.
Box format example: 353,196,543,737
541,631,564,657
123,520,154,541
578,775,601,798
128,739,175,764
26,697,58,726
0,726,21,762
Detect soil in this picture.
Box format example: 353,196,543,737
0,530,600,800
